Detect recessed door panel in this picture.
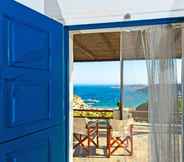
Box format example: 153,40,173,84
0,127,64,162
10,20,50,70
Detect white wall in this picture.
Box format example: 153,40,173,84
15,0,44,14
58,0,184,25
15,0,64,23
14,0,184,25
44,0,64,23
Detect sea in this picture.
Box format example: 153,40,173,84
74,85,148,109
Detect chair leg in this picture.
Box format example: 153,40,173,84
129,136,133,156
73,134,89,155
107,127,111,158
87,128,91,156
129,124,133,156
107,136,133,157
107,139,111,158
96,123,99,148
88,127,99,147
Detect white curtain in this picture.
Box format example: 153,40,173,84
182,27,184,162
141,25,182,162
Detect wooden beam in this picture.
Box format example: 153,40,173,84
74,37,96,60
134,31,142,58
100,33,117,55
120,32,124,120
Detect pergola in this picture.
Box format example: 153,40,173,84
72,29,182,119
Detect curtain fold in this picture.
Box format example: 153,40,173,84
141,26,182,162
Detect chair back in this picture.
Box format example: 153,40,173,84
113,110,121,119
109,119,129,132
73,118,87,134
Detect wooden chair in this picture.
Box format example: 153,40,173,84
107,119,133,157
73,118,99,155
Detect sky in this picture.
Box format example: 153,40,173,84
74,60,182,85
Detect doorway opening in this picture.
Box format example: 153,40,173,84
69,24,183,162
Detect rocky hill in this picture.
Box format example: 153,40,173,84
73,96,89,109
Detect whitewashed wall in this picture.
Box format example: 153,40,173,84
59,0,184,25
15,0,64,23
14,0,184,25
15,0,44,14
44,0,64,23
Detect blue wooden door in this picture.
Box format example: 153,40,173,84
0,0,65,143
0,126,63,162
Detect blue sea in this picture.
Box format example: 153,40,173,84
74,85,148,109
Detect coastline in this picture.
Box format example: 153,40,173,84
74,84,148,108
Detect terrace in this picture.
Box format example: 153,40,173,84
73,109,149,162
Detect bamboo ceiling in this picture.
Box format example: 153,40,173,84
73,30,182,62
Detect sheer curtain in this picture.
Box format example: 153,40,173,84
182,27,184,162
141,25,182,162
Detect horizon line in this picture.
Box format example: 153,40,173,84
74,83,148,86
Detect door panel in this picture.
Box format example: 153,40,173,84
6,76,49,127
0,0,65,143
0,126,64,162
10,19,50,70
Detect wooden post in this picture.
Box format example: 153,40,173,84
120,32,124,120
